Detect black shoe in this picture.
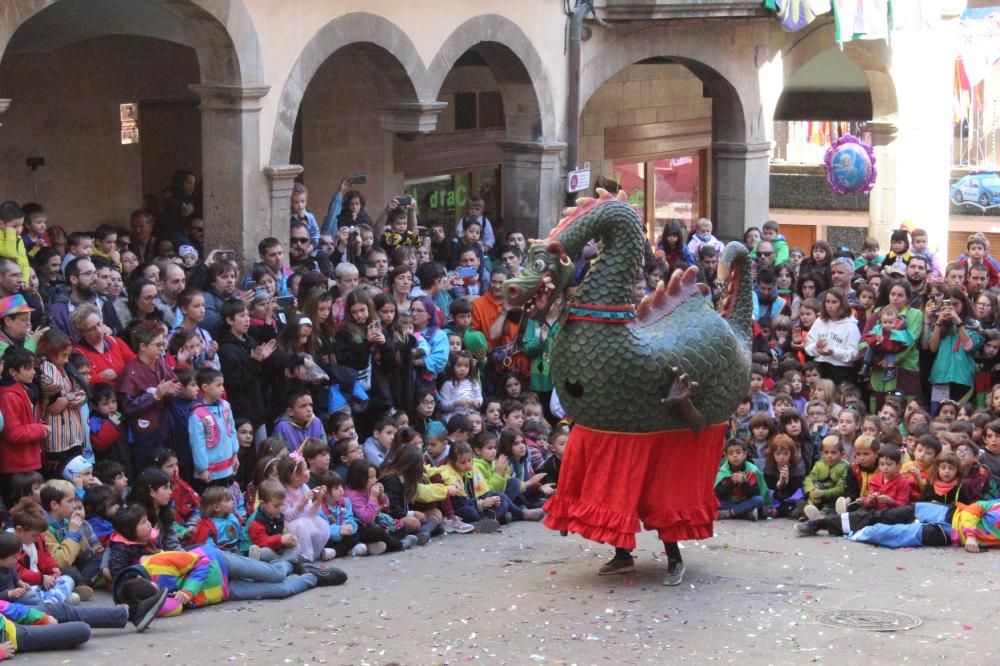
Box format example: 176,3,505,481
414,532,431,546
598,555,635,575
129,586,169,633
883,366,897,382
662,560,685,586
299,563,348,587
499,512,513,525
430,524,445,537
857,364,871,382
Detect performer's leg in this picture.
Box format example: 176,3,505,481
598,547,635,575
662,541,684,586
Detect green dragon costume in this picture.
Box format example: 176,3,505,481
504,188,753,580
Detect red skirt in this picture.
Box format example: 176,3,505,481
543,423,726,550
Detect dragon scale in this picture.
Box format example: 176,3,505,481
505,191,753,433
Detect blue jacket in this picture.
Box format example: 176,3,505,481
320,498,359,542
188,399,239,481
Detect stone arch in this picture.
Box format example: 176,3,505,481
0,0,263,86
782,20,897,120
580,24,758,144
269,12,424,165
426,14,556,141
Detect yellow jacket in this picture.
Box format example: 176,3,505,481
430,463,470,498
0,228,30,283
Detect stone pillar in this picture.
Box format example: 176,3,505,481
711,141,771,241
263,164,304,241
497,140,567,239
189,83,270,265
867,120,898,250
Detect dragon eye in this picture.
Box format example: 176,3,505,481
532,259,546,272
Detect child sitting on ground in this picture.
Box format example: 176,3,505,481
150,448,200,543
247,479,300,562
313,469,389,557
343,460,410,550
715,439,771,521
850,444,909,511
41,480,103,588
902,434,941,499
919,452,974,505
429,442,502,534
300,438,330,488
276,455,335,562
762,434,805,518
83,485,119,549
189,486,248,554
5,498,81,605
843,435,880,510
803,436,849,515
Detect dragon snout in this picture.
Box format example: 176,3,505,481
506,284,521,300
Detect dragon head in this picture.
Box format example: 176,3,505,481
503,240,576,320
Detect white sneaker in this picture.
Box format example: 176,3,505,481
321,547,337,561
366,541,387,555
350,543,368,557
803,504,823,521
66,592,81,606
444,516,475,533
248,545,262,561
835,497,849,515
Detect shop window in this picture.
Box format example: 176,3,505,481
614,150,705,241
404,166,501,232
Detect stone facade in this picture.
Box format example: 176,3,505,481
0,1,960,258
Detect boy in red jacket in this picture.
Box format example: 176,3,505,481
7,498,85,605
247,480,299,562
0,346,50,480
859,444,911,509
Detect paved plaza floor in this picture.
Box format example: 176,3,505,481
23,519,1000,665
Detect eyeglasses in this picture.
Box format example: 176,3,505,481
290,237,310,245
957,449,974,457
758,252,774,257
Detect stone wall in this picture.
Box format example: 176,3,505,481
579,62,711,179
0,36,199,230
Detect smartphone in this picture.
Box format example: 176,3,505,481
275,295,295,309
457,266,478,279
942,298,953,308
245,280,257,293
397,196,414,207
347,173,367,185
370,320,382,331
218,250,236,262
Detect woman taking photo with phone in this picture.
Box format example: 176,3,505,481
926,286,982,415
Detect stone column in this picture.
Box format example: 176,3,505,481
497,140,566,239
189,83,270,265
867,120,898,250
711,140,771,241
263,164,305,241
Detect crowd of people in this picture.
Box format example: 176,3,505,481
0,166,998,656
0,171,570,657
702,220,1000,554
